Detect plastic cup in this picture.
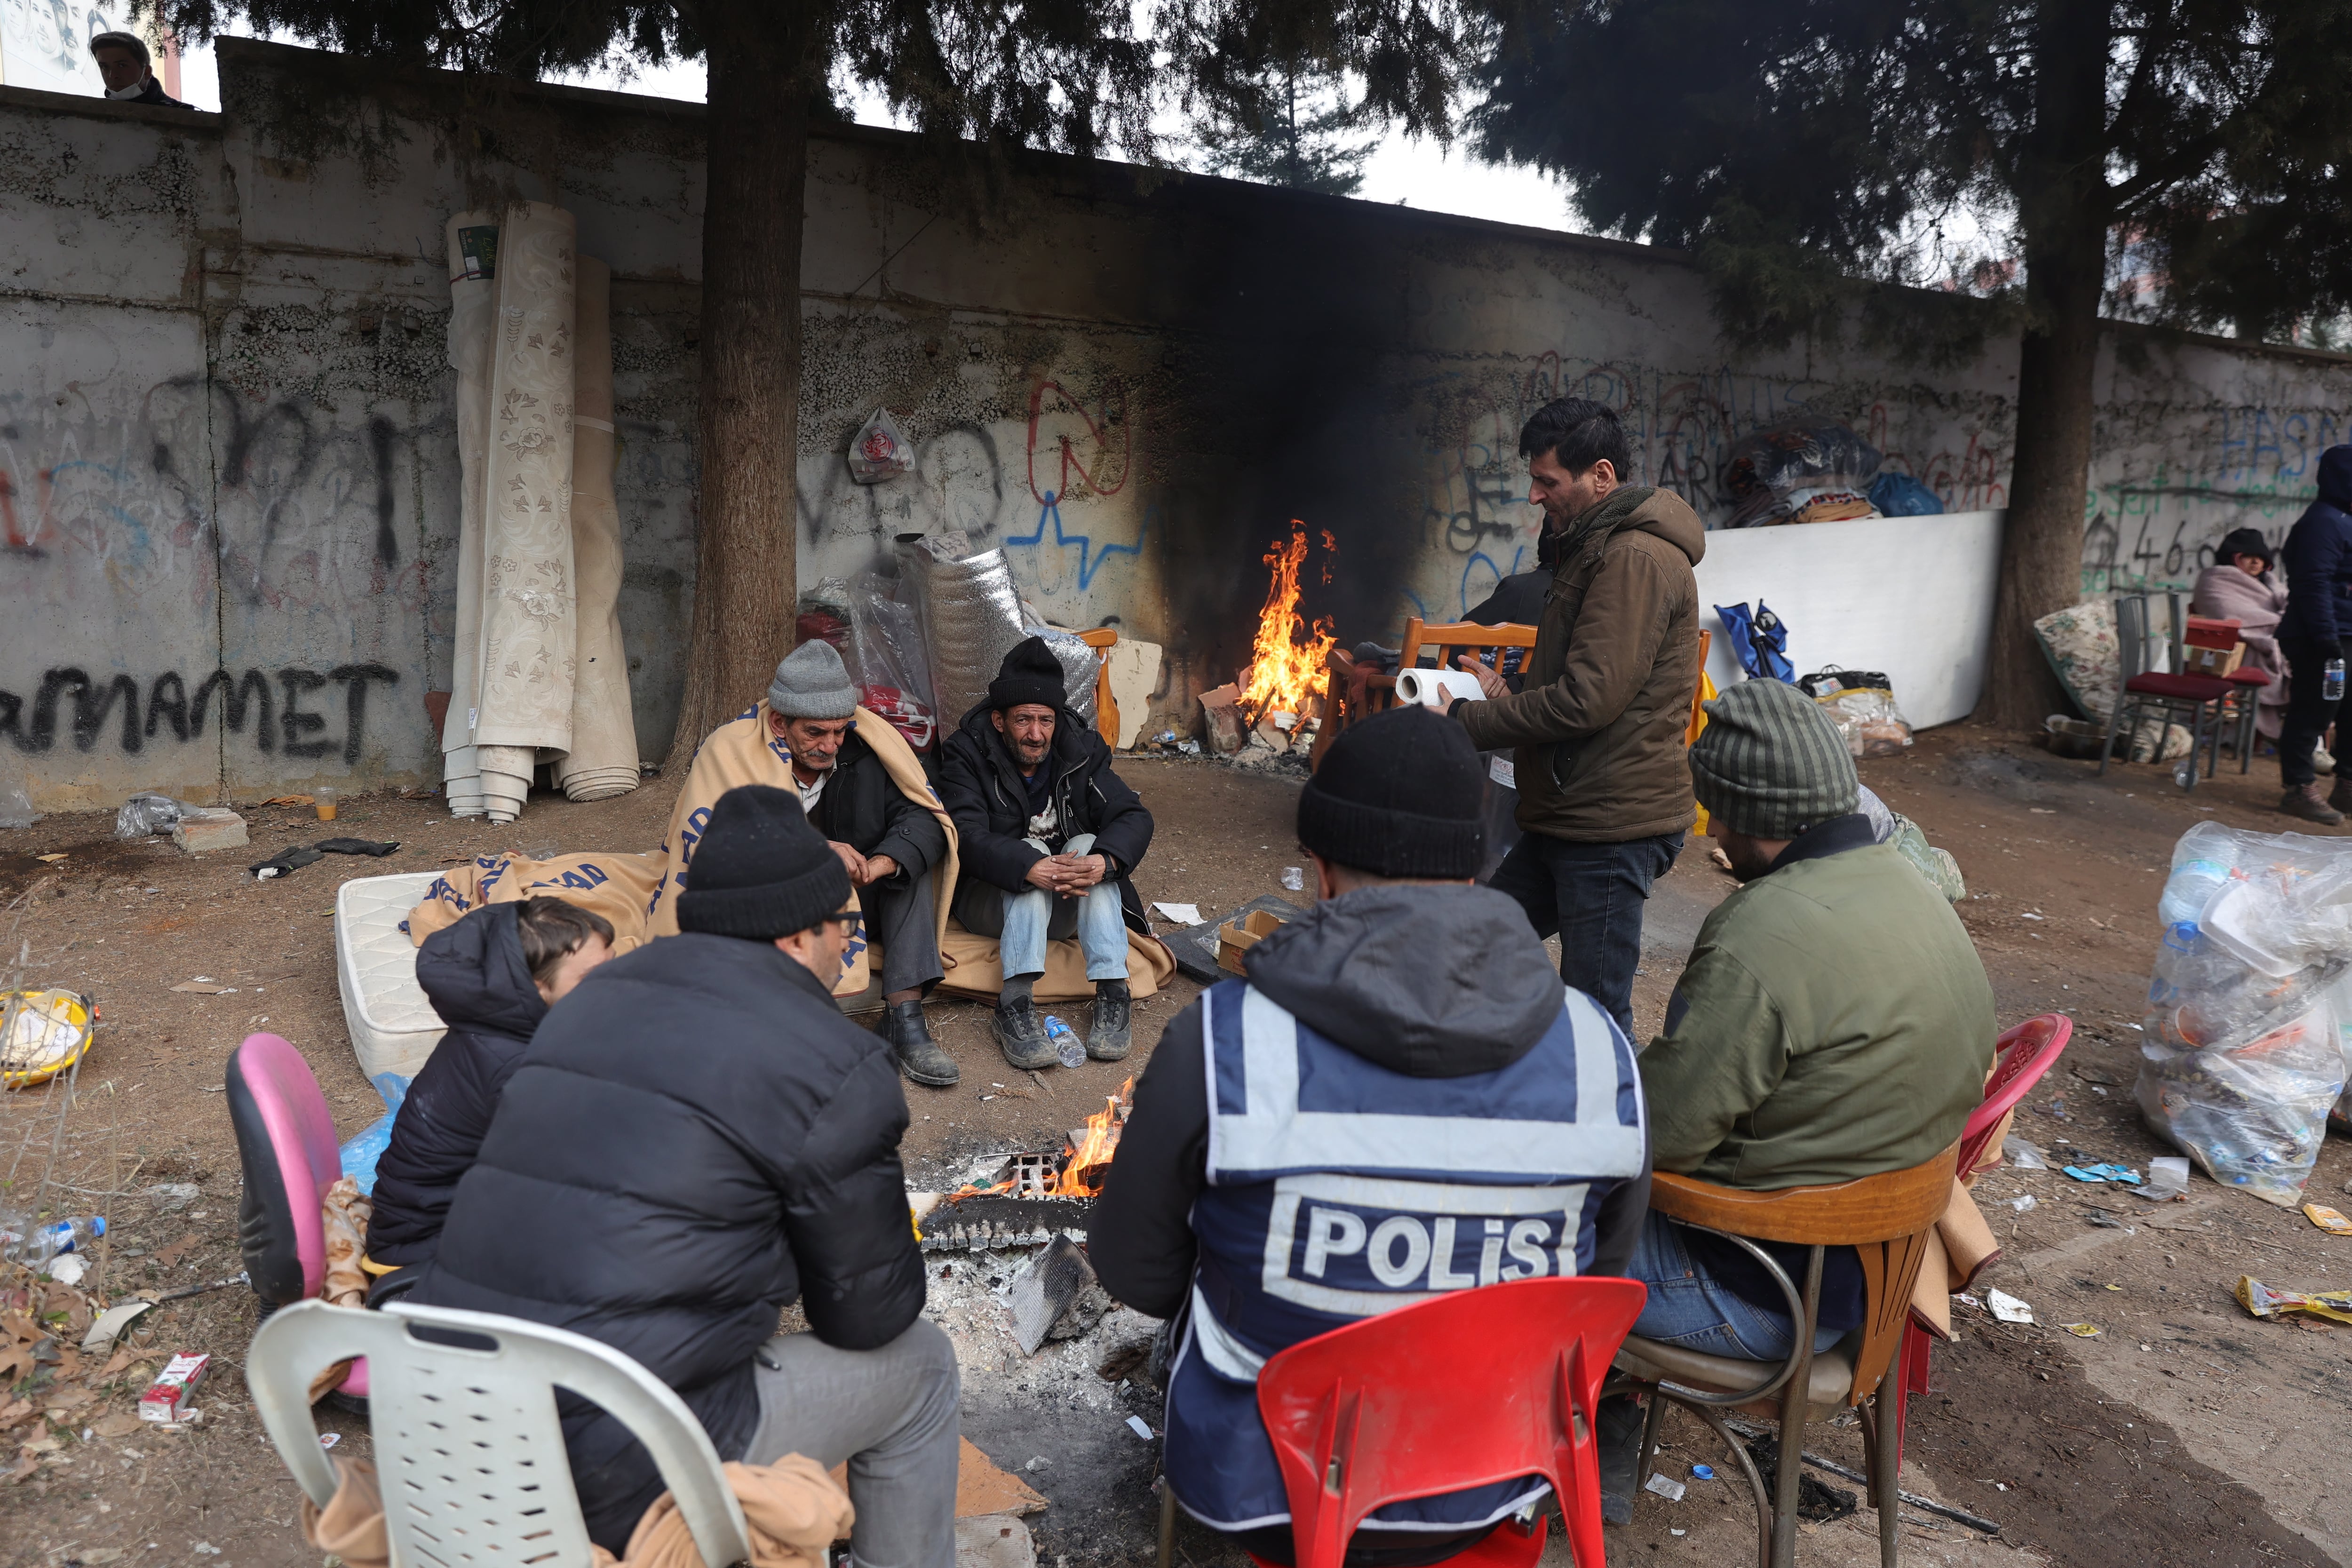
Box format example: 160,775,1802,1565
314,786,339,822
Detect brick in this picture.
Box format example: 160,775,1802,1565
171,809,249,853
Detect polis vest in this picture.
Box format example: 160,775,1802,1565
1163,979,1645,1533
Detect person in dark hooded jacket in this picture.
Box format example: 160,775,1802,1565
1092,707,1650,1563
407,785,955,1567
938,636,1155,1070
365,898,615,1269
2274,445,2352,823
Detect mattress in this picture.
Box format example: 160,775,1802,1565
334,872,447,1084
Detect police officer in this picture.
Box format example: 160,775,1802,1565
1092,706,1652,1561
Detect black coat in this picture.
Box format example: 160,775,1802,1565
408,932,926,1551
365,905,548,1268
937,701,1154,928
2279,446,2352,645
808,727,947,880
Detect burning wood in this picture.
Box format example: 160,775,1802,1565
1236,522,1337,729
946,1077,1133,1203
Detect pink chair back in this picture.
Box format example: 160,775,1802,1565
227,1033,342,1305
1956,1014,2072,1178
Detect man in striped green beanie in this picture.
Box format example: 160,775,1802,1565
1597,675,1994,1507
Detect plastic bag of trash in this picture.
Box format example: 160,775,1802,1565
114,792,185,840
2137,830,2352,1205
843,573,939,750
0,768,35,830
847,408,916,484
1814,685,1914,757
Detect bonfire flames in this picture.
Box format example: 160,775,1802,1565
1237,522,1337,725
950,1076,1133,1202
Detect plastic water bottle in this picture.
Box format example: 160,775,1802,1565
2158,860,2231,930
0,1214,104,1265
1044,1016,1085,1069
2328,658,2346,703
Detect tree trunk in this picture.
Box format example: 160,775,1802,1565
1974,0,2112,730
665,3,817,769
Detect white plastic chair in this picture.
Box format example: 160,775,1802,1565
249,1299,753,1568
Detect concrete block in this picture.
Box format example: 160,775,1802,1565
172,808,249,853
954,1514,1036,1568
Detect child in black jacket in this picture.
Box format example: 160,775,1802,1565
366,897,612,1267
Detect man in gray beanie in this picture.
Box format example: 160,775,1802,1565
659,638,956,1085
1592,677,1994,1518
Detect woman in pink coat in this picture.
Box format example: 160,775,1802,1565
2192,526,2289,746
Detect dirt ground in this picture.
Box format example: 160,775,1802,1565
6,728,2352,1567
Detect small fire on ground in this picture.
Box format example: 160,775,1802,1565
949,1076,1133,1202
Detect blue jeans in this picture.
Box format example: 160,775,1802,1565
1485,830,1683,1038
997,833,1129,982
1626,1210,1845,1359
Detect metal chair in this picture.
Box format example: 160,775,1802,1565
249,1298,753,1568
2097,592,2233,787
1608,1145,1960,1568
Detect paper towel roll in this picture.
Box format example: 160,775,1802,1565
1395,669,1487,708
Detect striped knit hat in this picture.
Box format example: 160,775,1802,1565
1688,677,1858,839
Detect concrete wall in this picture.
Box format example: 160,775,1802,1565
6,39,2350,809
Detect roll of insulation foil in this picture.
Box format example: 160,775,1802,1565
911,548,1029,729
1041,629,1099,725
1395,668,1487,708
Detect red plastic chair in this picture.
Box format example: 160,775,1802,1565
1895,1014,2072,1462
1250,1276,1646,1568
226,1033,368,1400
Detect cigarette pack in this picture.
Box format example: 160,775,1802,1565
139,1352,211,1424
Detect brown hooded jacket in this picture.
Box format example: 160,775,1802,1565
1456,486,1706,842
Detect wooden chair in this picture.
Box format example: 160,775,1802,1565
1397,616,1540,676
1308,649,1397,770
1077,627,1121,747
1607,1145,1960,1568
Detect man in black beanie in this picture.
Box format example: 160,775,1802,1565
939,635,1156,1069
1090,706,1651,1561
411,785,960,1568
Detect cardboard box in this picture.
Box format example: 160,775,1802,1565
1217,909,1286,975
139,1352,210,1424
2183,642,2245,678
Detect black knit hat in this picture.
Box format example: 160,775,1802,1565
2215,527,2273,568
675,784,854,941
1297,707,1485,878
988,636,1066,712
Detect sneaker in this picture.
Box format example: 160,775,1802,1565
884,1000,958,1087
2318,746,2337,776
1088,980,1133,1060
992,994,1057,1070
2280,784,2344,826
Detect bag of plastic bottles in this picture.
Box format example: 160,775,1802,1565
2138,823,2352,1205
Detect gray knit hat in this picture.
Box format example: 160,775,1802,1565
768,639,858,720
1688,677,1858,838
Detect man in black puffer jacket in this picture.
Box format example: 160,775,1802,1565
409,786,956,1566
938,636,1154,1070
366,898,614,1269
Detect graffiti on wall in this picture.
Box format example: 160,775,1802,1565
2080,406,2346,595
0,664,401,763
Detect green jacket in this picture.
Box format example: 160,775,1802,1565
1641,818,1994,1190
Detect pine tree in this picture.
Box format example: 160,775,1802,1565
1195,57,1375,196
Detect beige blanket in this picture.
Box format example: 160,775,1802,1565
303,1453,851,1568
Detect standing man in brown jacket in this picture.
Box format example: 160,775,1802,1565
1452,398,1705,1035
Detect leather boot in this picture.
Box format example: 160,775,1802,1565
1088,979,1133,1060
884,1000,958,1087
993,981,1057,1071
2280,782,2345,826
